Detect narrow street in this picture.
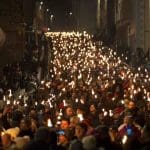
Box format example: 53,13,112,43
45,32,150,110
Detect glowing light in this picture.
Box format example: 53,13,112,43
24,103,27,107
40,1,43,5
104,111,108,116
7,100,10,105
63,100,67,106
77,114,84,121
8,89,12,97
45,31,149,118
47,118,53,127
3,96,6,101
41,81,45,84
109,110,113,117
59,109,63,116
122,135,128,144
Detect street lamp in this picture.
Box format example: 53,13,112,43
40,1,43,5
50,15,54,19
50,15,54,29
69,12,73,16
68,12,73,30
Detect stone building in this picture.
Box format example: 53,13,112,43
72,0,97,34
98,0,150,65
97,0,116,45
116,0,150,65
0,0,25,67
0,0,37,68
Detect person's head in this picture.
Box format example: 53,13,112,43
109,126,118,142
69,116,80,129
123,116,133,125
82,119,92,128
128,101,135,109
82,135,96,150
76,107,84,115
12,110,23,123
35,127,57,145
95,125,109,139
94,125,111,148
141,124,150,142
113,107,123,119
20,118,31,131
30,118,38,132
58,130,70,145
98,110,104,120
29,109,37,119
75,122,87,139
65,106,74,117
89,104,97,114
60,118,70,130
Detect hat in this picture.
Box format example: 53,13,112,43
5,127,20,140
113,107,123,115
82,135,96,150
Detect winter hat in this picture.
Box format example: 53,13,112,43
82,135,96,150
5,127,20,140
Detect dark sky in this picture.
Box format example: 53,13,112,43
47,0,73,30
48,0,72,10
50,0,72,18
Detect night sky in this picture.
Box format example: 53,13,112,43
47,0,73,30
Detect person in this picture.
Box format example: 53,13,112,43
141,124,150,150
82,119,94,135
123,137,141,150
65,106,74,120
57,129,71,150
11,110,23,127
112,107,124,128
69,116,80,129
94,125,122,150
24,127,65,150
88,104,99,128
18,118,34,139
0,106,11,129
118,115,141,140
69,122,87,150
125,101,138,118
82,135,97,150
60,118,70,130
69,116,80,140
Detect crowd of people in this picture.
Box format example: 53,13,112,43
0,31,150,150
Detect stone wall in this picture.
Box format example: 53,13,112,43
0,0,25,67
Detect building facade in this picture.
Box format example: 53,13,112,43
72,0,97,34
0,0,37,68
0,0,25,67
98,0,150,65
115,0,150,65
96,0,116,45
